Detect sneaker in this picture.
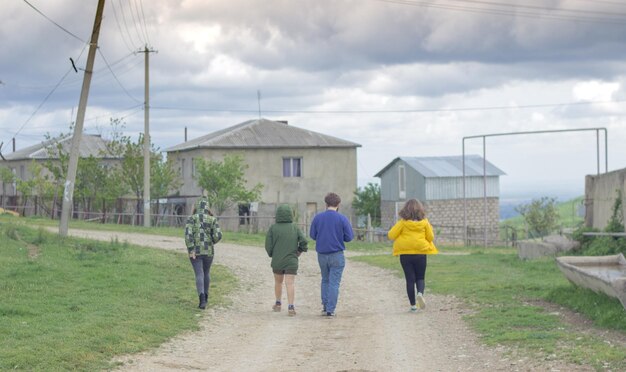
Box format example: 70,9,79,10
288,306,296,316
272,301,282,312
416,293,426,309
325,312,336,317
410,305,418,313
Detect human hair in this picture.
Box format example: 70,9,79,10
398,199,425,221
324,192,341,207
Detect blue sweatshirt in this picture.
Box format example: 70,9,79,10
310,210,354,254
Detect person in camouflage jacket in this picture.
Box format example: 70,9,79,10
185,198,222,309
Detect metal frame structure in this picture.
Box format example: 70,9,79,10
462,128,608,246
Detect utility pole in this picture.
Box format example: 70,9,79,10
139,45,156,227
59,0,105,237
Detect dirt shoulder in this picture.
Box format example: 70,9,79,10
55,228,597,371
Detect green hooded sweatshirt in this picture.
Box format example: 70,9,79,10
265,205,308,272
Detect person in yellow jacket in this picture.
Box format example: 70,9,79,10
387,199,438,312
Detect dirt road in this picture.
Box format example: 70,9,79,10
59,228,593,371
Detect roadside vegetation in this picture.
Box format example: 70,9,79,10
0,219,236,371
500,196,584,240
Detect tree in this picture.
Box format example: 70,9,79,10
151,153,182,219
515,197,559,238
0,166,16,208
194,154,263,215
352,182,381,227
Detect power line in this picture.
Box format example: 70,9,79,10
97,48,142,103
138,0,152,46
10,44,89,139
131,0,150,46
116,0,142,48
22,0,86,43
150,98,626,114
371,0,626,24
110,0,135,53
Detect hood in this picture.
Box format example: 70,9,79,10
402,218,429,231
275,204,293,223
194,198,211,216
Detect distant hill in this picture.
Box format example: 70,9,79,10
500,196,584,229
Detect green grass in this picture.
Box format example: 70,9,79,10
0,220,237,371
353,250,626,370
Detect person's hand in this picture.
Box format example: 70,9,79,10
297,251,302,257
189,251,196,259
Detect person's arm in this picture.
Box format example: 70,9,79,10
210,218,223,244
297,227,308,253
343,217,354,242
387,221,402,241
184,217,196,258
425,219,434,243
309,218,318,240
265,227,274,257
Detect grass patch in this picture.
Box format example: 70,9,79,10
353,250,626,370
0,221,236,371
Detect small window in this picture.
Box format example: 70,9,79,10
283,158,302,177
181,158,186,178
191,157,196,177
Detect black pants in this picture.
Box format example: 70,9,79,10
400,254,427,306
190,255,213,295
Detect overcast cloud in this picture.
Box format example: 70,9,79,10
2,0,626,200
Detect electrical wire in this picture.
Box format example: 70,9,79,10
110,0,135,53
131,0,149,46
371,0,626,24
97,48,142,103
138,0,152,46
150,98,626,115
116,0,142,49
21,0,87,43
10,44,89,139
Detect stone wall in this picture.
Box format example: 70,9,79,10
381,197,500,245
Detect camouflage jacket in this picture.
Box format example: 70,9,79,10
184,199,223,256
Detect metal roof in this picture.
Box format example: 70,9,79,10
164,118,361,152
375,155,506,178
2,134,118,161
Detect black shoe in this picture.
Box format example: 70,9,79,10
199,294,207,309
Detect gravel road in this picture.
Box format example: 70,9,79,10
57,228,595,372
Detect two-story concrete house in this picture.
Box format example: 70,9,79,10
165,118,361,230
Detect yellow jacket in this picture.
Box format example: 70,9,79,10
387,218,438,256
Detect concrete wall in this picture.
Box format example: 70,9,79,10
167,146,358,219
585,168,626,229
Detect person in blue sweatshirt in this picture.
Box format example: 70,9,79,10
309,192,354,317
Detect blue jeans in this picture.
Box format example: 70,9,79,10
317,251,345,314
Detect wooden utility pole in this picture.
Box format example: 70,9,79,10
59,0,105,237
139,45,156,227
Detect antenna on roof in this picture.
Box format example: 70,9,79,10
257,90,262,119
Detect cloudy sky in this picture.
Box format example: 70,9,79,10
2,0,626,200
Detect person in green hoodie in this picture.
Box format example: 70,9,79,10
185,198,222,310
387,199,438,312
265,204,308,316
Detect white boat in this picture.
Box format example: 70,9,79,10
555,254,626,310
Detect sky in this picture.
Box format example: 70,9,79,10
2,0,626,201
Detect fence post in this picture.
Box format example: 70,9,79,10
367,213,373,243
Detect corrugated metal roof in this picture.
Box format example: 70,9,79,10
164,118,361,152
2,134,118,161
375,155,506,178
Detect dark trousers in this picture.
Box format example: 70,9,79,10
400,254,427,306
190,255,213,295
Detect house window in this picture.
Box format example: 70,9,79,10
191,157,196,177
398,165,406,199
181,158,186,178
283,158,302,177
